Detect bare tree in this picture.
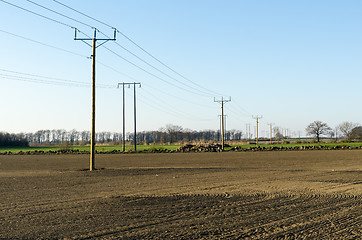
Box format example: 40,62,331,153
337,121,358,140
273,127,283,140
305,121,331,142
165,124,184,143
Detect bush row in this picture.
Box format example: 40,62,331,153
1,144,362,155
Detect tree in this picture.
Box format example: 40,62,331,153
350,126,362,139
337,121,358,140
273,127,283,140
165,124,183,143
305,121,331,142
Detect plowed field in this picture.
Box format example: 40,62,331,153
1,151,361,239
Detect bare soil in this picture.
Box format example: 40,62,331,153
1,151,361,239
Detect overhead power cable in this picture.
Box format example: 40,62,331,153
0,0,73,29
230,98,252,116
138,90,214,122
0,29,87,58
0,28,138,84
0,68,113,88
142,82,214,109
98,30,214,97
52,0,224,97
24,0,94,29
52,0,114,28
102,46,212,97
0,73,88,87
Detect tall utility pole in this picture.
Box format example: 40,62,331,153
218,115,227,141
268,123,274,144
252,115,262,145
118,82,141,152
214,97,231,150
75,28,116,171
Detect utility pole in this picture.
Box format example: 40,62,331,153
118,82,141,152
248,124,251,139
245,124,248,140
218,115,227,141
214,97,231,150
268,123,274,144
75,28,116,171
252,115,262,145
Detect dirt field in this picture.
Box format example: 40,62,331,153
1,151,361,239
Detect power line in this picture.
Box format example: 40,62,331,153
52,0,224,97
24,0,94,29
102,45,212,97
0,69,113,88
0,28,137,86
0,0,74,29
11,0,224,98
140,88,196,118
229,102,252,117
112,31,223,97
223,105,249,123
2,0,233,117
142,82,214,109
0,29,87,58
52,0,114,28
0,73,85,87
99,30,215,97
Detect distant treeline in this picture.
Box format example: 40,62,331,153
0,132,29,147
20,125,244,145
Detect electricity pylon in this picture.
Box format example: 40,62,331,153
75,28,116,171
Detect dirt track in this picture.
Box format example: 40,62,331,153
1,151,361,239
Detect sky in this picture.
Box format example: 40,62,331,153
1,0,362,138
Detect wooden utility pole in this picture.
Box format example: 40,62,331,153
218,115,227,142
75,28,116,171
122,83,125,152
268,123,274,144
118,82,141,152
253,115,262,145
133,82,141,151
90,37,96,170
214,97,231,150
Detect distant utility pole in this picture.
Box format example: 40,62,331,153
214,97,231,150
118,82,141,152
268,123,274,144
74,28,116,171
245,124,249,140
252,115,262,145
248,124,251,139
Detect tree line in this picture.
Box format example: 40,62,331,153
12,124,243,145
0,132,29,147
306,121,362,142
3,121,362,147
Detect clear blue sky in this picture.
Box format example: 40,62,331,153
1,0,362,137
